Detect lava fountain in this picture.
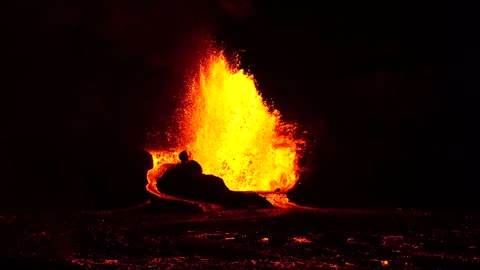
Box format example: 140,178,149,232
147,49,305,199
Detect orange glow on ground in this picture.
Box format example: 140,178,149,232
147,49,305,196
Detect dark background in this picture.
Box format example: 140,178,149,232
2,0,478,212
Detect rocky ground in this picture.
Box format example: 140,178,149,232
1,199,479,269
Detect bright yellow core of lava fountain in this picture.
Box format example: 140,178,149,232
147,50,304,194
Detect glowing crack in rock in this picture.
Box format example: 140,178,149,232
147,49,305,199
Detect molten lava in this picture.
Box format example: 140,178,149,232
147,49,304,196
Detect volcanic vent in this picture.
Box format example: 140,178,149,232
147,48,306,204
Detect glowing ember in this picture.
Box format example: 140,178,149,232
292,237,312,244
147,49,304,195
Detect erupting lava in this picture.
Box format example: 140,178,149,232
147,49,305,197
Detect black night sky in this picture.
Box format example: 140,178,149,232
2,1,478,212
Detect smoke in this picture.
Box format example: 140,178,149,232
219,0,254,19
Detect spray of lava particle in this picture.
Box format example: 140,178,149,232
147,49,305,196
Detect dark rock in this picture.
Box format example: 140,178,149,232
142,198,203,213
0,257,82,269
156,163,273,210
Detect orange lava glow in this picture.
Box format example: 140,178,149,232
147,49,305,195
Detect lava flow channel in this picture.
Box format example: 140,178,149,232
147,49,305,201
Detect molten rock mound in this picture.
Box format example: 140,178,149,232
156,165,273,209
